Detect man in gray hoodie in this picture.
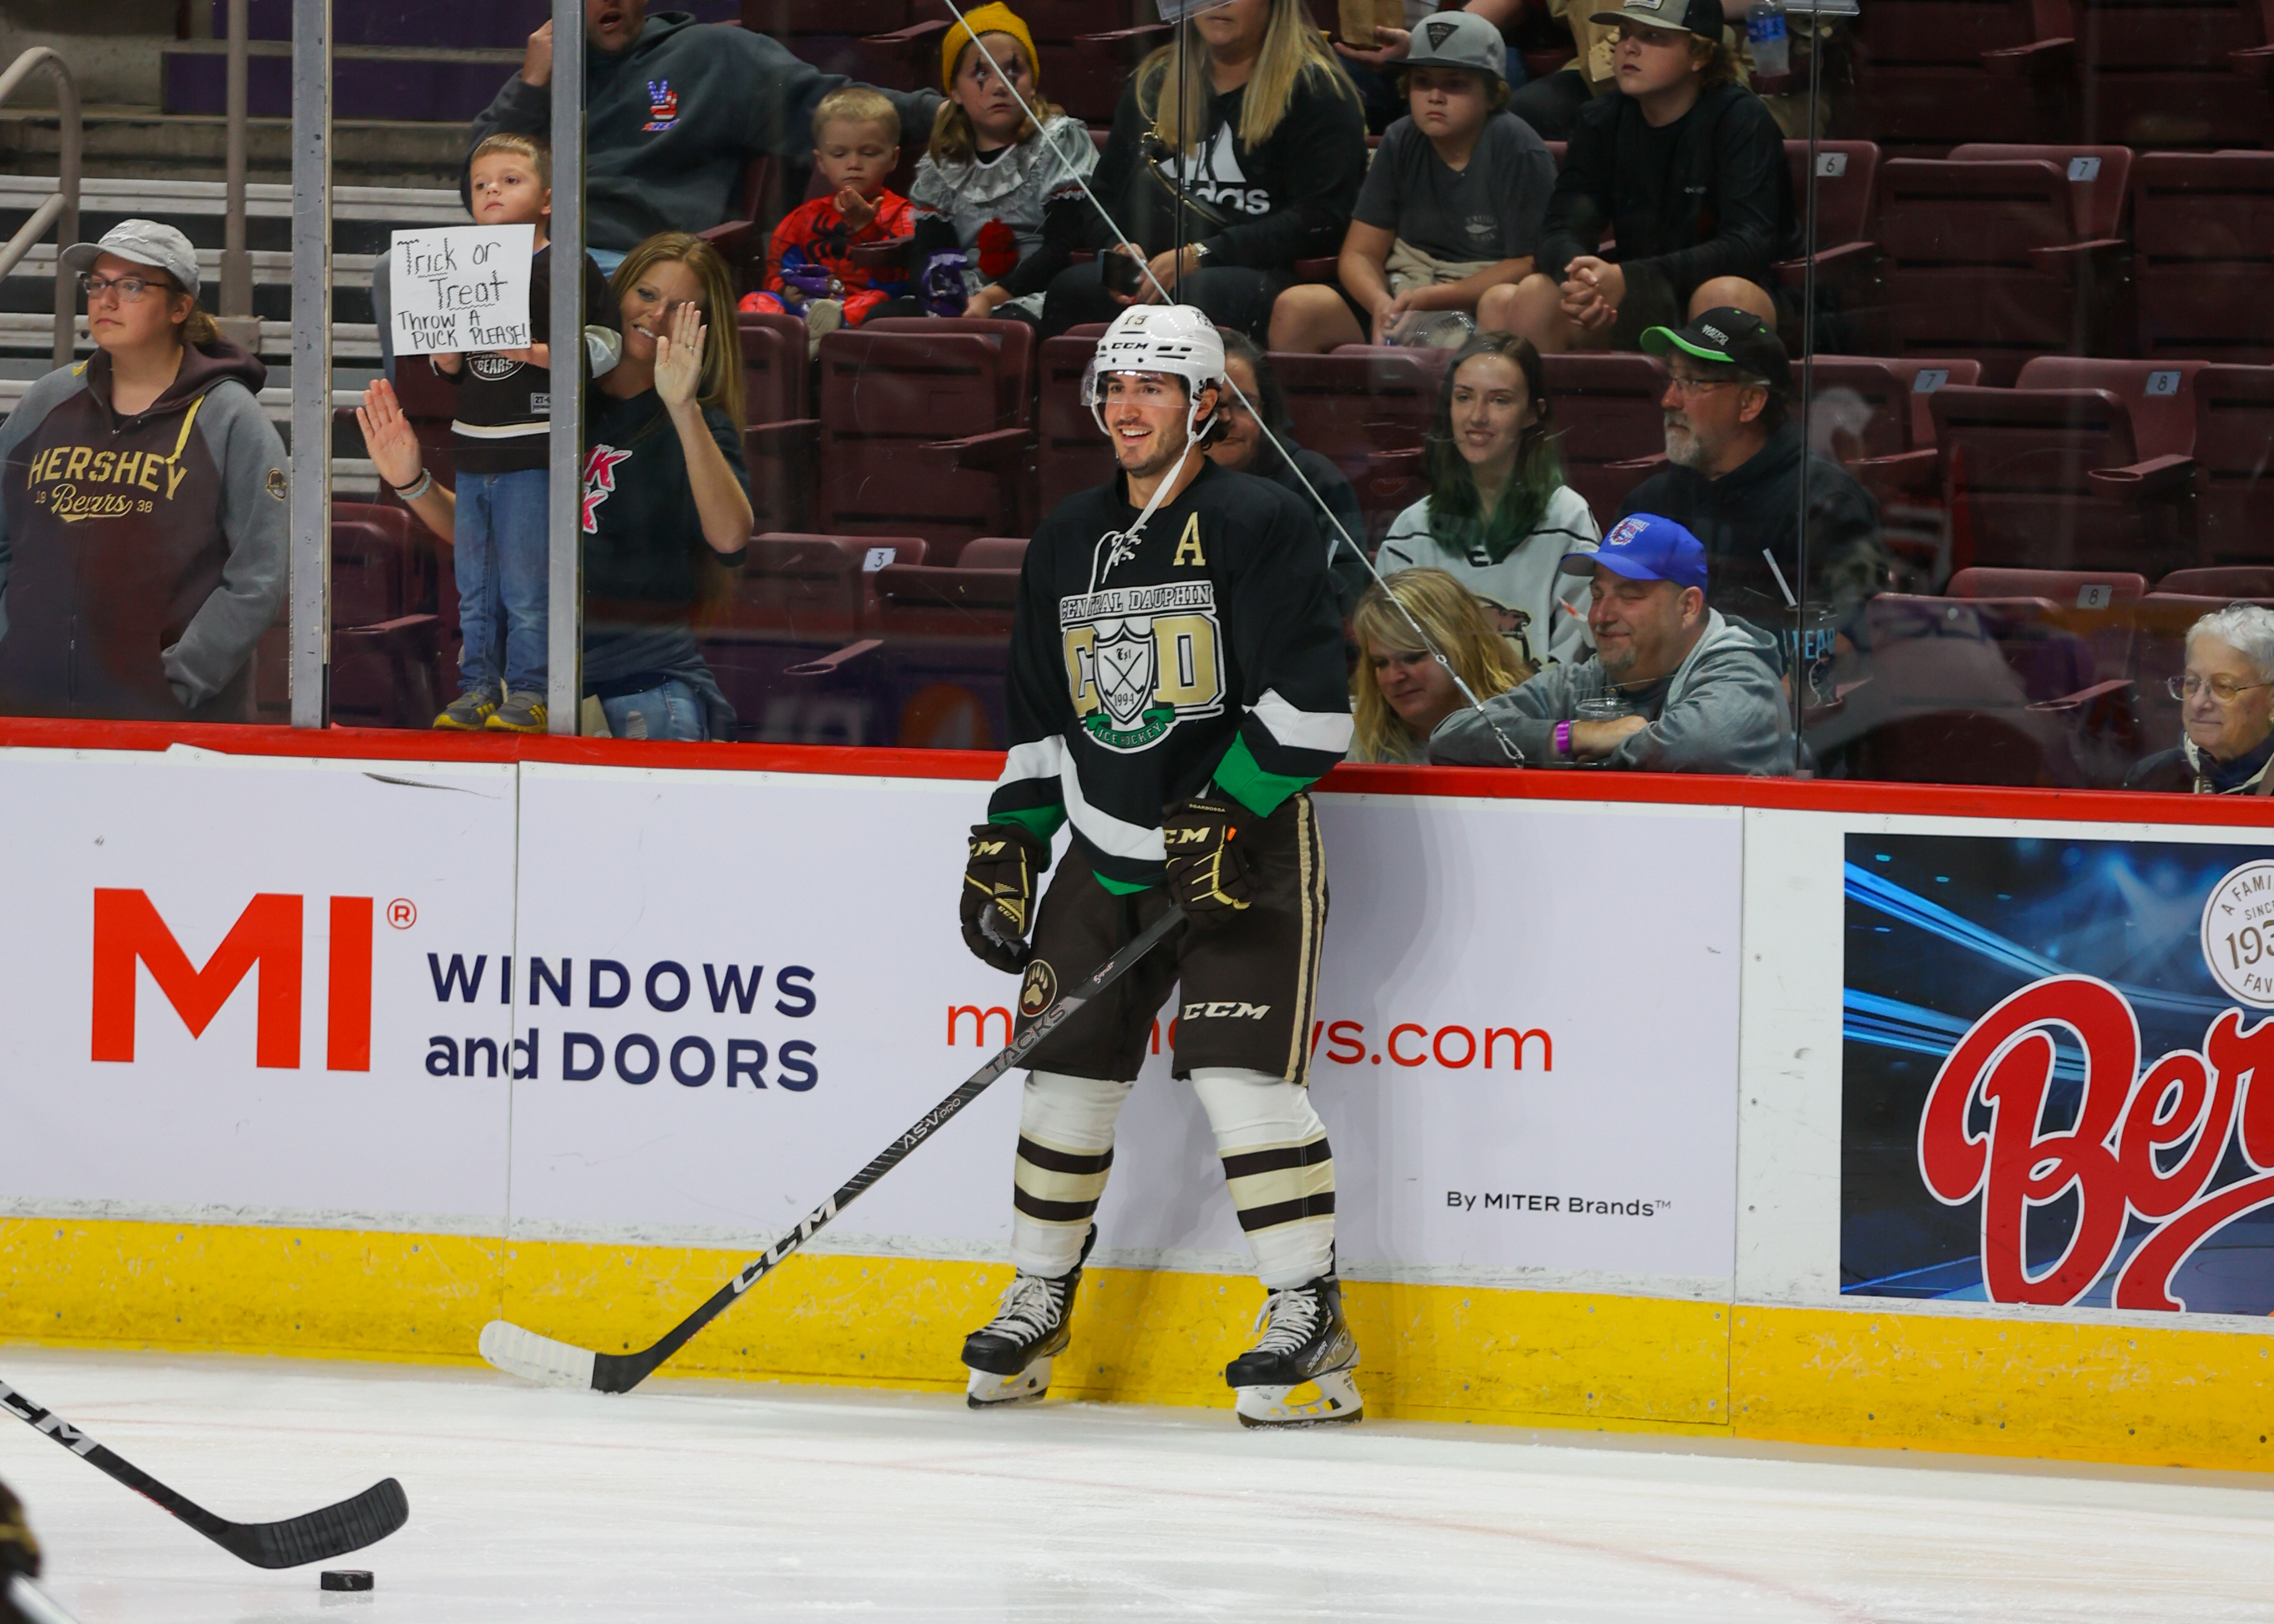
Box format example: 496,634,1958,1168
1429,511,1793,775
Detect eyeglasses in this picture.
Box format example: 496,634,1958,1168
2169,673,2273,704
79,273,158,305
1660,373,1756,399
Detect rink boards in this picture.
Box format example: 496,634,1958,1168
1,726,2272,1471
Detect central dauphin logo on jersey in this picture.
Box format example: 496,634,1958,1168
1059,574,1224,751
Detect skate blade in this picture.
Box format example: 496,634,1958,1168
1233,1368,1362,1428
966,1357,1053,1409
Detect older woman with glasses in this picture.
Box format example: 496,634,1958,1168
2125,604,2274,795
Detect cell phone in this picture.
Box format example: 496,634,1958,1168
1101,251,1145,298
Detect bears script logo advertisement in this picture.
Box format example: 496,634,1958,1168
1059,575,1224,752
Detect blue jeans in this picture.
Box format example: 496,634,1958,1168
453,467,549,695
601,679,704,740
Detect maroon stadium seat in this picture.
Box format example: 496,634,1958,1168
1875,148,2131,384
1778,141,1883,347
1929,381,2199,578
330,505,441,729
2156,566,2274,596
2071,0,2274,148
960,536,1030,570
1847,0,2076,156
1538,352,1668,527
1949,565,2147,605
2192,365,2274,565
1040,325,1111,518
2010,358,2209,458
815,327,1036,558
739,308,818,533
2130,154,2274,368
1274,350,1443,537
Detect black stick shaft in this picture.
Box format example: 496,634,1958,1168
592,904,1189,1392
0,1375,405,1569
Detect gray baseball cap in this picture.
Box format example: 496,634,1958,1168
1404,10,1507,80
61,219,200,299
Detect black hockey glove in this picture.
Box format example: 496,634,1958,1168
0,1478,39,1624
1161,793,1253,913
961,821,1047,973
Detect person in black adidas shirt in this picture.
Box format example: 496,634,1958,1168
1040,0,1368,340
1498,0,1795,354
954,305,1361,1429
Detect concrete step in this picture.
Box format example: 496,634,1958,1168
0,310,386,363
213,0,552,49
0,107,469,190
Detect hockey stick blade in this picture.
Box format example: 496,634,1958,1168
480,904,1189,1395
0,1374,408,1569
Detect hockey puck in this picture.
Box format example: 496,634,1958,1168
319,1571,374,1592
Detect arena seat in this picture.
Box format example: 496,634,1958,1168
1538,353,1668,526
960,537,1030,571
1040,326,1111,518
2130,154,2274,368
815,326,1036,557
2156,566,2274,597
740,308,818,534
1928,380,2198,578
2071,0,2274,148
869,560,1021,750
2192,365,2274,565
330,504,441,730
1274,350,1442,537
1874,148,2131,384
1846,0,2076,156
1778,142,1883,348
2012,358,2209,457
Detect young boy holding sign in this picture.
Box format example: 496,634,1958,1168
426,133,617,733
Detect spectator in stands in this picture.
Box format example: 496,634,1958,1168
1272,13,1553,353
469,1,939,270
1042,0,1369,341
1207,332,1371,616
1350,566,1528,762
2124,606,2274,796
428,133,620,735
357,233,754,741
1376,333,1599,665
1618,309,1883,657
901,5,1100,327
0,222,285,722
1428,512,1792,772
1493,0,1793,355
740,88,914,349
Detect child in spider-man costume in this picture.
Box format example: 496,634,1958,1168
739,87,914,341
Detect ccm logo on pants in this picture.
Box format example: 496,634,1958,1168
1183,1001,1271,1021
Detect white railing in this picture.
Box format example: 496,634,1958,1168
0,48,80,370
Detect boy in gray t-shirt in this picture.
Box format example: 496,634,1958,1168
1267,11,1555,351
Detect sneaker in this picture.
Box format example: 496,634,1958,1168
1226,1274,1363,1428
434,690,497,730
485,690,548,733
804,298,844,358
961,1225,1095,1408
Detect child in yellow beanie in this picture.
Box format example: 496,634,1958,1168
904,3,1099,325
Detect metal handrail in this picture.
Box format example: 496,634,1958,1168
0,47,80,370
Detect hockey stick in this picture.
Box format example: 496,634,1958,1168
0,1375,407,1569
9,1574,82,1624
480,904,1189,1395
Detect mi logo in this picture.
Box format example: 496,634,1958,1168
89,891,375,1071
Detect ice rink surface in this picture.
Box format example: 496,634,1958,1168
4,1348,2273,1623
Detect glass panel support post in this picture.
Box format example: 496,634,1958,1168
287,0,332,728
546,0,587,735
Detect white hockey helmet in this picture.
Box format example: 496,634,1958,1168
1081,303,1227,441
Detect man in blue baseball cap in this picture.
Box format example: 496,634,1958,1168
1427,511,1793,773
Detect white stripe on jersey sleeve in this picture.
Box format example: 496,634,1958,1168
1062,755,1166,862
995,736,1067,790
1250,688,1355,755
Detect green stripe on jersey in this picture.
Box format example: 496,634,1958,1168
1212,734,1317,819
992,805,1067,848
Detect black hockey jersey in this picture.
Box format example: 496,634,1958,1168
989,459,1354,891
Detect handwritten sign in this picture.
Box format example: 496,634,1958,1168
388,224,535,356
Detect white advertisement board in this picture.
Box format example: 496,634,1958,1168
0,748,519,1230
0,750,1742,1297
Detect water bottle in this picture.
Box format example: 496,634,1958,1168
1747,0,1790,79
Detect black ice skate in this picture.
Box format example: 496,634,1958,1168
1225,1274,1362,1428
961,1226,1095,1408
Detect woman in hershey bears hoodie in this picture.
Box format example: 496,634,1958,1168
0,221,286,721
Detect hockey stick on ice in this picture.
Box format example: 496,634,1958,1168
480,904,1189,1395
0,1375,407,1569
9,1574,82,1624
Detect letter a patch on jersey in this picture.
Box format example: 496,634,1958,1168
1173,512,1206,568
1060,580,1225,753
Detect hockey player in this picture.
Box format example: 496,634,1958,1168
956,304,1360,1427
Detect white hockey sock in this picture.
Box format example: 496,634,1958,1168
1190,1066,1336,1290
1009,1070,1133,1278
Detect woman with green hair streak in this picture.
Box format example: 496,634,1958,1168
1378,331,1599,666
